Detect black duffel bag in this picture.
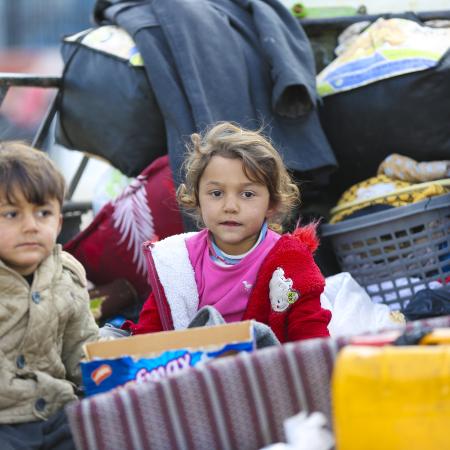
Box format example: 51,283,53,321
319,46,450,197
56,26,166,177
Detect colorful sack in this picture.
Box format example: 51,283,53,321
329,175,450,223
318,18,450,195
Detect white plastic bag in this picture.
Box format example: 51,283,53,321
320,272,405,337
260,411,334,450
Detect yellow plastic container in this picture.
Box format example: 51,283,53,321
333,345,450,450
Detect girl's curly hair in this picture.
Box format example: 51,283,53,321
177,122,300,232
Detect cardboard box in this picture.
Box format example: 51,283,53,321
81,321,254,396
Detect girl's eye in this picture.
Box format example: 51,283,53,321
242,191,255,198
210,190,223,198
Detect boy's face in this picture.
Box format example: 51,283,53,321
0,189,62,276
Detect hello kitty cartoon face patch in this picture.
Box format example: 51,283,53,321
269,267,300,312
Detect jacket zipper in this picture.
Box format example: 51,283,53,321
143,240,174,330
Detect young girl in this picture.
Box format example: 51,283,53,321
123,122,331,342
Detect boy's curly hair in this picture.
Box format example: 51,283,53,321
177,122,300,231
0,141,66,207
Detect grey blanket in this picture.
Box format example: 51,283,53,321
95,0,337,188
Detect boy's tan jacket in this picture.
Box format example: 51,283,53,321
0,245,99,424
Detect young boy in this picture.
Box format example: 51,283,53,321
0,142,99,449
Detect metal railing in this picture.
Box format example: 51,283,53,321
0,72,91,243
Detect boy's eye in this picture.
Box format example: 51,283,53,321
37,209,53,218
242,191,255,198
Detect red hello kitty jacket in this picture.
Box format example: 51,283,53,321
123,225,331,343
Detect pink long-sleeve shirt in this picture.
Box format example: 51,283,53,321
185,229,280,322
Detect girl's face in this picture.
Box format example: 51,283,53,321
198,155,273,255
0,189,62,275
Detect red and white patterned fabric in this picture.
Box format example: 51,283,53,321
64,155,184,298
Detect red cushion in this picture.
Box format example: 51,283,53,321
64,155,184,298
